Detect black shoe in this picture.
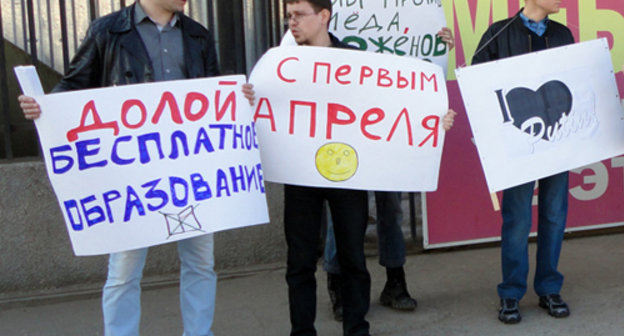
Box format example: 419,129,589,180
327,273,343,321
379,277,418,311
539,294,570,318
498,298,521,324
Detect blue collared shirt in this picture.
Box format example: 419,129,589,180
519,12,549,37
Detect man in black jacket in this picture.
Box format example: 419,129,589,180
19,1,246,335
280,1,371,335
275,1,457,335
472,0,574,325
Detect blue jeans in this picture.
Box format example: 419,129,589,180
102,234,216,336
498,172,568,300
324,191,405,274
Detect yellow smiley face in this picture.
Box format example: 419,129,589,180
315,142,358,182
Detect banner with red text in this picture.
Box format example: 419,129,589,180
34,76,269,255
330,0,449,74
424,0,624,248
249,46,448,191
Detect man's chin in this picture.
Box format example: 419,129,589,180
294,37,307,45
173,0,186,11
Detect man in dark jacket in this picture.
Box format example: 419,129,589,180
273,2,456,335
472,0,574,325
19,1,238,335
280,1,371,335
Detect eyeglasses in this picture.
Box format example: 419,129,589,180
285,12,316,23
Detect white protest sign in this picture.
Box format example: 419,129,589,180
14,65,44,96
330,0,449,74
280,30,297,47
456,38,624,193
32,76,269,256
249,46,448,191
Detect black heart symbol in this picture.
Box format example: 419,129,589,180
504,80,573,141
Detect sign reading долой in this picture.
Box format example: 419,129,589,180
330,0,449,73
456,39,624,193
249,46,448,191
33,75,269,256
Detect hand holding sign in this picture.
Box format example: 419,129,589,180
14,65,44,120
18,95,42,120
437,27,455,51
242,83,256,106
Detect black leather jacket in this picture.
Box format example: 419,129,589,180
472,9,574,65
53,3,219,92
330,32,356,50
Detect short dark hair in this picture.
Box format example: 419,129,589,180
285,0,332,15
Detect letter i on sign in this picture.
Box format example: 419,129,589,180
495,89,513,123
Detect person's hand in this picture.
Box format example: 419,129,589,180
19,95,42,120
437,27,455,51
242,83,255,106
443,109,457,131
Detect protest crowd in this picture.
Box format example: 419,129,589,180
14,0,623,335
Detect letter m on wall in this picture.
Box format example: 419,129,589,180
444,0,510,77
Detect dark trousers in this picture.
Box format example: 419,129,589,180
284,184,370,336
324,191,405,273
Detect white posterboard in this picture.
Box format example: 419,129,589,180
249,46,448,191
456,38,624,192
25,75,269,256
330,0,449,74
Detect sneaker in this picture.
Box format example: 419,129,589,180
327,273,343,321
498,298,521,324
539,294,570,318
379,277,418,311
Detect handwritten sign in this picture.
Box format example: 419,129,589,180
456,39,624,193
249,46,448,191
33,76,269,256
330,0,449,74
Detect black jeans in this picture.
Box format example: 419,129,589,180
284,184,370,336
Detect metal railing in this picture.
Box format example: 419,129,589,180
3,0,217,74
0,2,10,158
0,0,285,160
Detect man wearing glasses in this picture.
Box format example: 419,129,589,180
282,1,372,335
